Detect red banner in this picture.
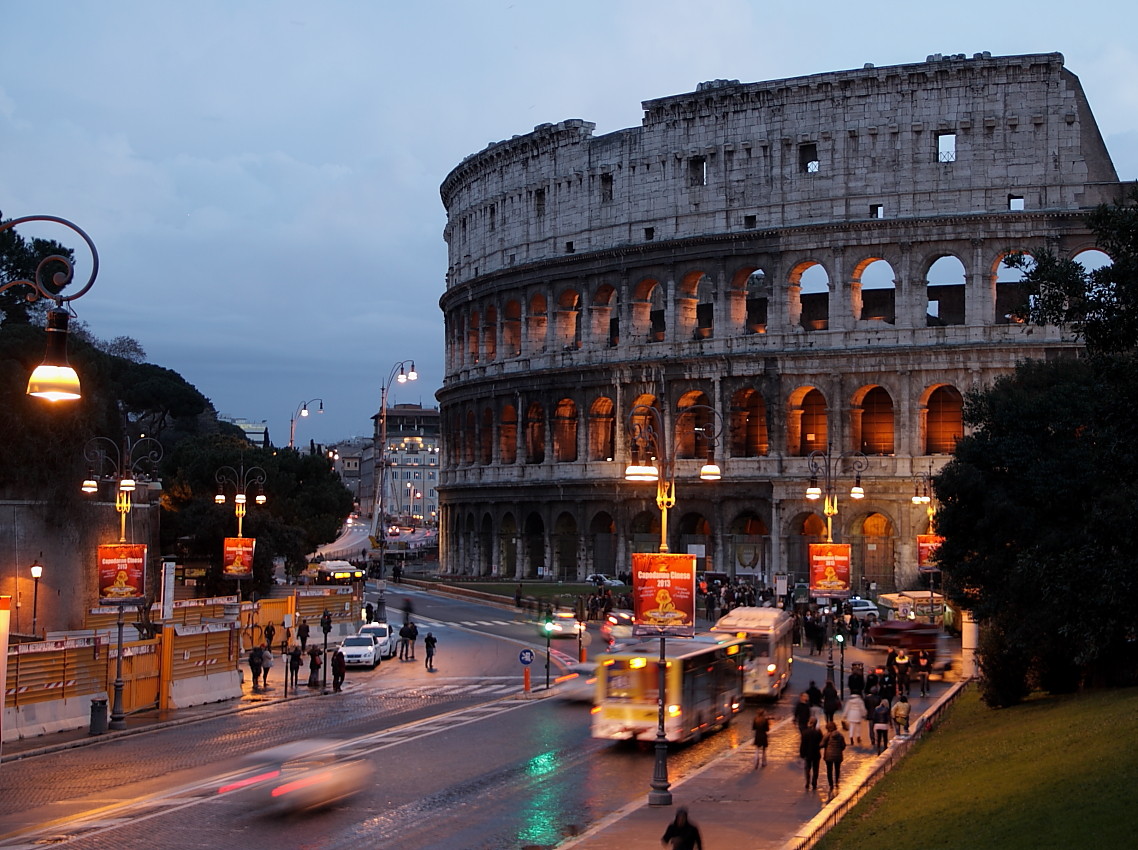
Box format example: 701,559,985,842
98,543,147,601
632,552,697,638
223,537,256,578
917,534,944,572
808,543,851,597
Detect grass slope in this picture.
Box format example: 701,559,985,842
816,686,1138,849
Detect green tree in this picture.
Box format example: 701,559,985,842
1008,189,1138,355
934,356,1138,705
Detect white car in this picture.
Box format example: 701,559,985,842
556,661,598,702
586,573,624,587
359,622,397,659
339,635,379,668
847,597,880,619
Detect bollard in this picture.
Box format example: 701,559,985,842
89,698,108,735
523,667,531,693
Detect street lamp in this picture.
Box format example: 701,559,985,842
81,436,163,731
215,462,268,603
29,559,43,638
288,397,324,449
625,398,724,807
82,436,164,542
805,443,868,687
0,215,102,401
367,359,418,571
913,462,939,624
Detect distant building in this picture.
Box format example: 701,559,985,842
360,404,441,527
219,416,270,447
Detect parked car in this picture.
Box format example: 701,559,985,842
586,573,624,587
359,622,397,659
339,635,379,668
847,597,880,619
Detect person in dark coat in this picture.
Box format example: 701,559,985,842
297,618,310,650
822,680,843,723
661,806,703,850
752,708,771,769
307,646,322,688
331,647,347,692
793,692,813,734
247,645,264,690
821,720,847,793
288,646,302,688
799,717,823,791
806,680,823,707
847,664,865,696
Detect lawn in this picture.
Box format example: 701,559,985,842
816,685,1138,849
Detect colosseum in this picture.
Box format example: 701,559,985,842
435,51,1125,595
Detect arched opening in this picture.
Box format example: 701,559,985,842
728,512,770,581
499,404,518,465
677,511,714,573
479,407,494,465
853,512,896,594
553,512,579,581
463,409,476,465
552,398,579,462
523,513,546,579
857,259,896,323
503,299,522,356
858,386,895,455
786,513,828,585
588,396,615,461
590,511,617,577
483,306,498,361
729,387,769,457
926,256,966,326
790,388,828,456
995,252,1032,324
924,386,963,454
797,263,830,331
745,270,769,334
525,402,546,464
467,311,480,363
676,390,714,460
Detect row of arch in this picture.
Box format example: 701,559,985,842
445,249,1107,369
447,383,963,468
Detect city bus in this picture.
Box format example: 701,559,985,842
305,560,366,586
711,606,794,699
591,633,745,744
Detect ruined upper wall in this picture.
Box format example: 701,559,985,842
440,52,1120,289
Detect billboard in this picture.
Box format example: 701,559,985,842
917,534,944,572
632,552,697,638
808,543,851,597
223,537,256,578
97,543,148,601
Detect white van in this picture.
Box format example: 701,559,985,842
359,622,397,659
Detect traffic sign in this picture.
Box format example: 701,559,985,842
518,649,535,666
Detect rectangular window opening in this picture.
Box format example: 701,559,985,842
601,173,614,202
870,204,884,219
744,215,757,229
644,227,655,241
565,241,575,253
1008,195,1025,211
535,188,546,218
937,133,957,163
689,156,707,187
799,143,819,174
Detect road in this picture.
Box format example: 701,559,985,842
0,588,744,850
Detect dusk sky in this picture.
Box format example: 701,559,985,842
3,1,1135,445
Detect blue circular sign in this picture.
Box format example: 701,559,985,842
519,649,535,666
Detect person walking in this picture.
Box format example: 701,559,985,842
260,644,274,688
844,690,868,747
331,646,347,692
793,692,813,735
406,621,419,660
821,720,847,794
891,694,912,735
288,645,302,688
263,621,276,651
751,708,771,769
307,646,322,688
800,717,823,791
872,697,892,754
424,631,437,671
398,621,413,660
914,649,932,697
661,806,703,850
247,644,264,691
894,648,912,696
822,680,842,723
297,618,310,651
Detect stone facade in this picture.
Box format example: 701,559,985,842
435,52,1125,593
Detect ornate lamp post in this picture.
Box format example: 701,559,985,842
288,397,324,448
81,435,163,731
366,359,417,571
215,462,268,604
0,215,102,401
625,400,724,807
804,443,868,684
912,462,939,623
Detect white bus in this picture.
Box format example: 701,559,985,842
712,607,794,699
591,633,745,744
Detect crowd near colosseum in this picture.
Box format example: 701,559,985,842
435,51,1126,595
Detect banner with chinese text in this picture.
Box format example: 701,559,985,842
632,552,696,637
223,537,256,578
808,543,851,597
97,543,147,601
917,534,944,572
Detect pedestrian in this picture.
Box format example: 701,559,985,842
800,716,823,791
891,694,912,735
247,644,264,690
424,631,437,670
848,615,861,647
822,680,842,723
280,625,291,655
914,649,932,697
751,708,771,769
401,598,414,624
307,646,322,688
843,690,868,746
847,663,865,697
894,648,912,696
288,645,302,688
661,806,702,850
260,644,273,688
872,698,891,754
263,621,276,650
365,602,375,624
399,621,413,660
297,618,310,650
407,621,419,660
331,646,346,692
821,720,847,793
515,583,523,607
793,692,812,734
806,680,822,707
